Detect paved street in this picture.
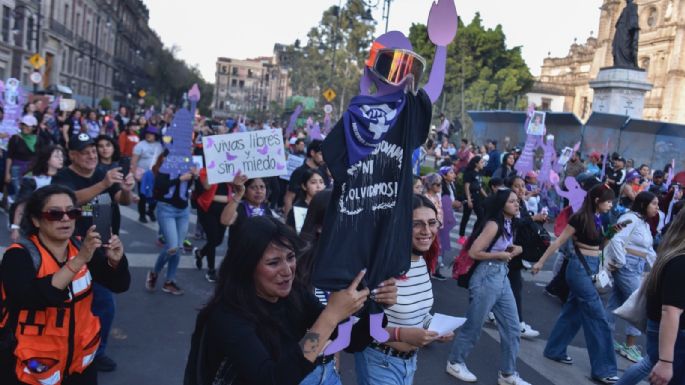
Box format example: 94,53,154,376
0,206,647,385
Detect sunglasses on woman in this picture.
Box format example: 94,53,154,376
41,209,82,221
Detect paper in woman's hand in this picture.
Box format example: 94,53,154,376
427,313,466,337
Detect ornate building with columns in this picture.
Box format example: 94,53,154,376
530,0,685,123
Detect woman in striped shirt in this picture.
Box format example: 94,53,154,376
355,194,454,385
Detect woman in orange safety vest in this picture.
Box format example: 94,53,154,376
0,184,130,385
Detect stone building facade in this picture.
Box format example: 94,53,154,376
0,0,162,106
212,45,292,119
531,0,685,123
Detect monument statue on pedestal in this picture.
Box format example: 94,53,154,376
612,0,640,69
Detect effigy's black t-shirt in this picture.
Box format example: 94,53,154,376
312,89,431,291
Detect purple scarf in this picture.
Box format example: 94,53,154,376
342,91,406,166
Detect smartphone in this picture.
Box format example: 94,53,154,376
616,219,633,228
119,157,131,178
92,203,112,245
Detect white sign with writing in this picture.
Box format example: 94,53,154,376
202,129,287,184
279,155,306,181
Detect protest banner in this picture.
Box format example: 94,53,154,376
202,129,287,184
279,155,305,181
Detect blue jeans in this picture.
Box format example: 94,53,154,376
617,320,685,385
299,360,341,385
544,255,617,379
91,282,115,357
153,202,190,282
607,255,645,337
449,261,520,374
354,346,417,385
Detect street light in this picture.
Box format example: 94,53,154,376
12,0,43,92
360,0,392,33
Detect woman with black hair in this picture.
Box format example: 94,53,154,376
183,216,369,385
9,144,65,241
505,175,545,339
458,156,488,245
605,191,659,363
221,176,273,255
492,152,516,180
356,194,452,384
95,135,121,172
533,184,623,384
447,189,529,385
286,168,325,231
0,184,130,385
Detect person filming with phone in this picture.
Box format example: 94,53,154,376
52,133,134,372
0,184,131,385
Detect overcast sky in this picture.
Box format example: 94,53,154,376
143,0,601,82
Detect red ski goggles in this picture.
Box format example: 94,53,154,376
366,42,426,93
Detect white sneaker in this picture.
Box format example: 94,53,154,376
446,361,477,382
498,372,532,385
520,322,540,339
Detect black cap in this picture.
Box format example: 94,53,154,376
69,133,95,151
653,170,665,178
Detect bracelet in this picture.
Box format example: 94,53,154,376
659,358,673,364
65,261,80,274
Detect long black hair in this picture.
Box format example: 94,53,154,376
463,188,517,250
296,168,324,202
197,216,304,359
569,183,615,240
296,190,332,292
21,184,77,236
465,155,482,172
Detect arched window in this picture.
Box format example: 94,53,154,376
647,7,658,28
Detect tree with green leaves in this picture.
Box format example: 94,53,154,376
408,13,533,137
285,0,376,116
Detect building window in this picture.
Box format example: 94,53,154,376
541,98,552,111
231,79,237,87
26,17,34,50
248,69,253,78
64,4,69,25
2,6,10,43
647,7,658,28
231,67,238,76
239,80,244,88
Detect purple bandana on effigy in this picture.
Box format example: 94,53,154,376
342,90,406,166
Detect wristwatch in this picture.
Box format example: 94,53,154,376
10,224,20,230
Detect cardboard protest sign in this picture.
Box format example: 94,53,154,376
279,155,305,181
202,129,287,184
0,78,26,150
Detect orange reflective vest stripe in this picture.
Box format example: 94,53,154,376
0,235,100,385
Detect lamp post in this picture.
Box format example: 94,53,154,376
361,0,392,33
328,1,375,86
12,0,42,93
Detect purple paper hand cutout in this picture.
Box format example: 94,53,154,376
427,0,458,46
554,176,586,213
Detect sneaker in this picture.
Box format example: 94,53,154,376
620,344,643,363
487,312,496,324
431,271,447,281
613,341,624,353
138,215,148,223
145,271,158,291
446,361,477,382
147,211,156,222
183,239,193,253
193,247,203,270
205,270,217,283
458,236,467,245
520,322,540,339
546,354,573,365
93,355,117,372
162,281,184,296
592,376,619,384
498,372,531,385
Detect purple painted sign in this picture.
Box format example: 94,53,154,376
0,78,27,150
